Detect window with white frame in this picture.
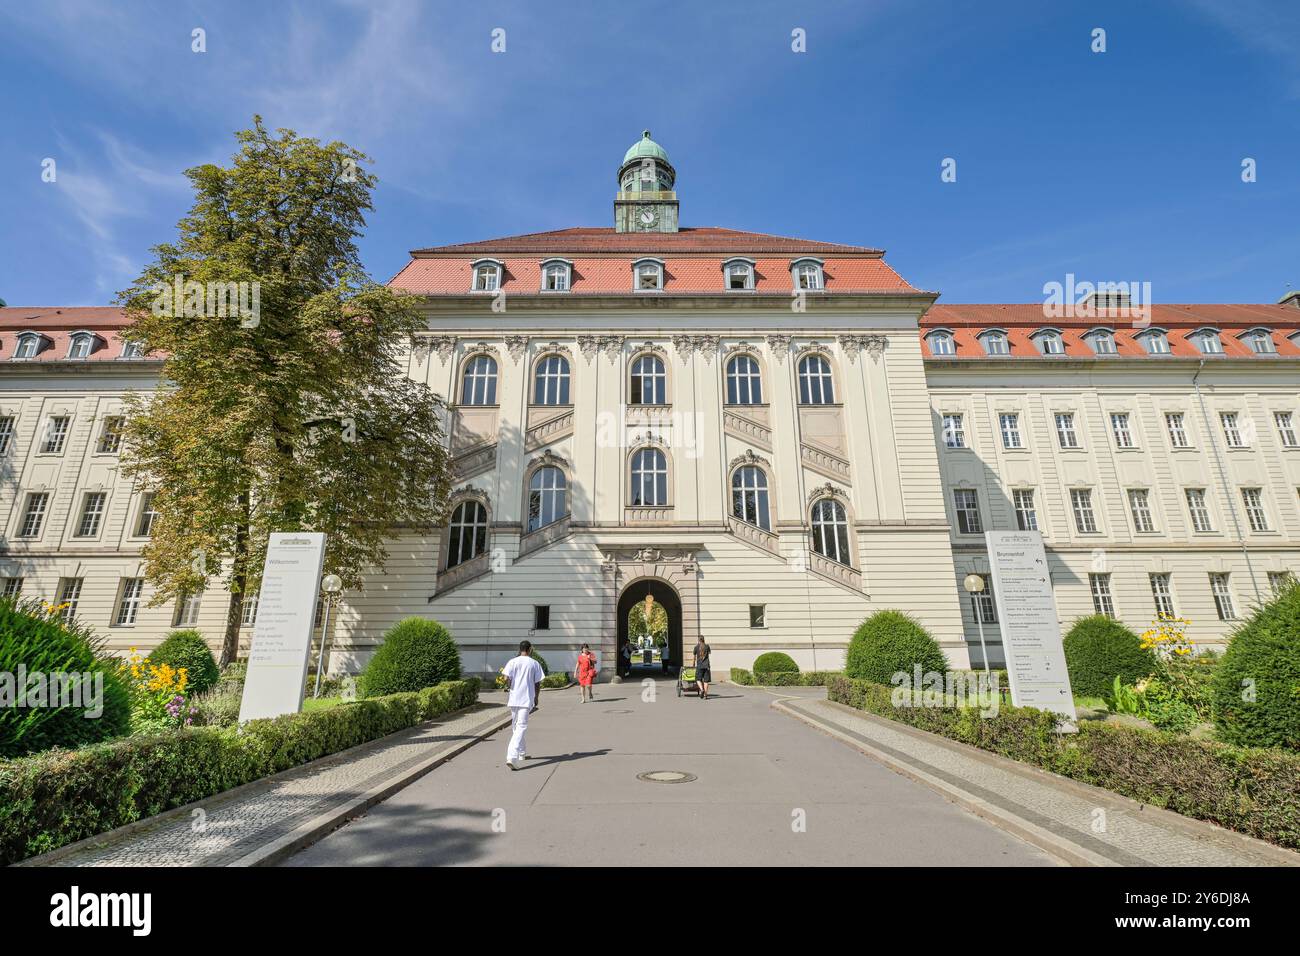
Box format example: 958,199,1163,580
241,590,260,626
630,354,667,404
1139,329,1170,355
532,354,571,405
56,577,82,623
969,575,997,624
1243,328,1275,354
19,492,49,538
97,416,124,454
725,354,762,405
635,260,664,291
1035,330,1065,355
1150,573,1176,618
14,333,41,359
731,465,771,531
1241,487,1270,532
941,413,965,449
120,340,143,359
68,332,95,359
1209,572,1236,620
115,578,144,626
1268,571,1295,593
953,489,982,534
1013,489,1038,531
797,354,835,405
1,577,22,599
1165,412,1190,447
1110,412,1134,448
980,330,1009,356
1086,329,1116,354
136,492,159,537
724,259,754,290
472,261,501,292
174,591,202,627
541,260,571,291
1089,573,1115,616
0,416,13,455
792,259,823,290
1128,488,1156,533
1190,329,1223,355
75,491,107,538
927,331,955,356
810,497,851,565
460,354,498,405
1055,412,1079,448
40,416,70,454
527,466,568,533
1275,411,1297,448
1220,412,1245,448
1185,488,1213,532
1070,489,1098,533
447,500,489,569
999,413,1022,449
630,448,668,507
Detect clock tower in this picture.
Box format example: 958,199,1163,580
614,130,679,233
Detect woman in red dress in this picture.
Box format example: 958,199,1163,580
576,643,598,703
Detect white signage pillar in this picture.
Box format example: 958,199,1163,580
238,532,327,722
984,530,1077,726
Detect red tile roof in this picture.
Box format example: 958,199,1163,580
0,306,141,363
411,226,884,255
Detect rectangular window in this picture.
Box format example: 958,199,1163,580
1070,489,1097,533
999,413,1022,449
1241,488,1270,532
1,577,22,599
1220,412,1244,448
969,576,997,624
533,605,550,630
941,413,965,449
174,591,202,627
1127,488,1155,533
1166,412,1189,448
57,577,83,623
19,492,49,538
1110,412,1134,448
136,493,159,537
41,416,70,454
1268,571,1294,594
953,489,982,535
115,578,144,626
1185,488,1213,532
1013,489,1038,531
0,416,14,455
75,491,107,537
96,416,125,454
1055,412,1079,449
1089,573,1115,617
749,604,766,628
1150,573,1176,618
241,590,259,626
1209,573,1236,620
1275,412,1297,448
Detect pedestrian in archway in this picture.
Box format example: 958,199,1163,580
576,643,598,702
693,637,711,700
619,641,632,677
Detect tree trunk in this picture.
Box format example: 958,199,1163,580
220,496,252,667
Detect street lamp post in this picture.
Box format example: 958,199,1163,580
313,574,343,699
963,573,991,674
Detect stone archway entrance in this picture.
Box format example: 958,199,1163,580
617,578,683,677
599,545,701,681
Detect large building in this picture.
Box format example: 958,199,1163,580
3,133,1298,676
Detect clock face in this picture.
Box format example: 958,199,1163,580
638,207,658,229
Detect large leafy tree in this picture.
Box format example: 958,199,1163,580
118,117,449,665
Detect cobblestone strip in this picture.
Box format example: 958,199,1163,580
33,704,508,867
778,696,1296,867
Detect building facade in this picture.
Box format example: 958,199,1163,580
2,134,1298,675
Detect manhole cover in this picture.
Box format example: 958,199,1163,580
637,770,697,784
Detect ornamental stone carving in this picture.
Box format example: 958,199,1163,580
806,481,848,506
420,335,456,364
838,334,888,364
504,336,528,363
728,448,771,471
695,334,720,363
578,335,601,364
527,448,569,472
600,335,625,363
766,334,792,363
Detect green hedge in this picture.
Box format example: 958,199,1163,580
0,678,480,865
730,668,754,685
752,652,799,674
827,675,1300,850
1212,582,1300,749
730,668,839,687
1062,615,1155,699
845,610,947,683
360,617,461,698
148,630,221,694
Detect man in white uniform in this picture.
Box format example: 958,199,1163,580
502,640,545,770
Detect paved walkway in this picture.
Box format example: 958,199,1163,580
284,681,1057,866
26,704,509,867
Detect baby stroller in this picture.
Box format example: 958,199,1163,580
676,665,699,697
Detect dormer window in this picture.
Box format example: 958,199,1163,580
723,258,755,291
1239,328,1276,354
926,330,955,356
1189,328,1223,355
1137,328,1170,355
120,339,144,359
13,332,43,360
633,258,664,292
471,259,503,292
1032,329,1065,356
541,259,572,292
978,329,1010,356
1084,328,1117,355
791,258,824,291
67,331,98,360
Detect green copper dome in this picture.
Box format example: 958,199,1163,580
623,130,668,165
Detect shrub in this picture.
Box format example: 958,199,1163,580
752,652,799,674
1062,616,1156,699
148,630,221,694
844,611,947,684
360,618,461,698
1212,583,1300,749
730,668,754,686
540,671,569,689
530,650,549,676
190,682,244,728
0,678,480,864
0,598,132,758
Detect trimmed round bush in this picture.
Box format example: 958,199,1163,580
845,610,948,684
529,650,549,676
1062,616,1156,698
1212,583,1300,749
148,629,220,694
753,652,799,674
360,617,461,698
0,598,132,757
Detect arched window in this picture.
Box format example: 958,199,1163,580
630,354,666,404
446,500,488,569
810,498,851,566
630,448,668,507
1240,328,1275,354
533,354,571,405
731,465,770,531
1138,329,1170,355
68,332,96,359
14,332,41,360
1032,329,1064,355
723,258,755,290
527,466,567,533
725,354,762,405
791,258,824,290
541,259,571,292
1084,329,1116,355
926,330,955,356
797,354,835,404
979,330,1010,356
461,354,498,405
1190,328,1223,355
633,258,664,291
471,260,502,292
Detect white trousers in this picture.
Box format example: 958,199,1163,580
507,705,531,762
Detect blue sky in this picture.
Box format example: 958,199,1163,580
1,0,1297,306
